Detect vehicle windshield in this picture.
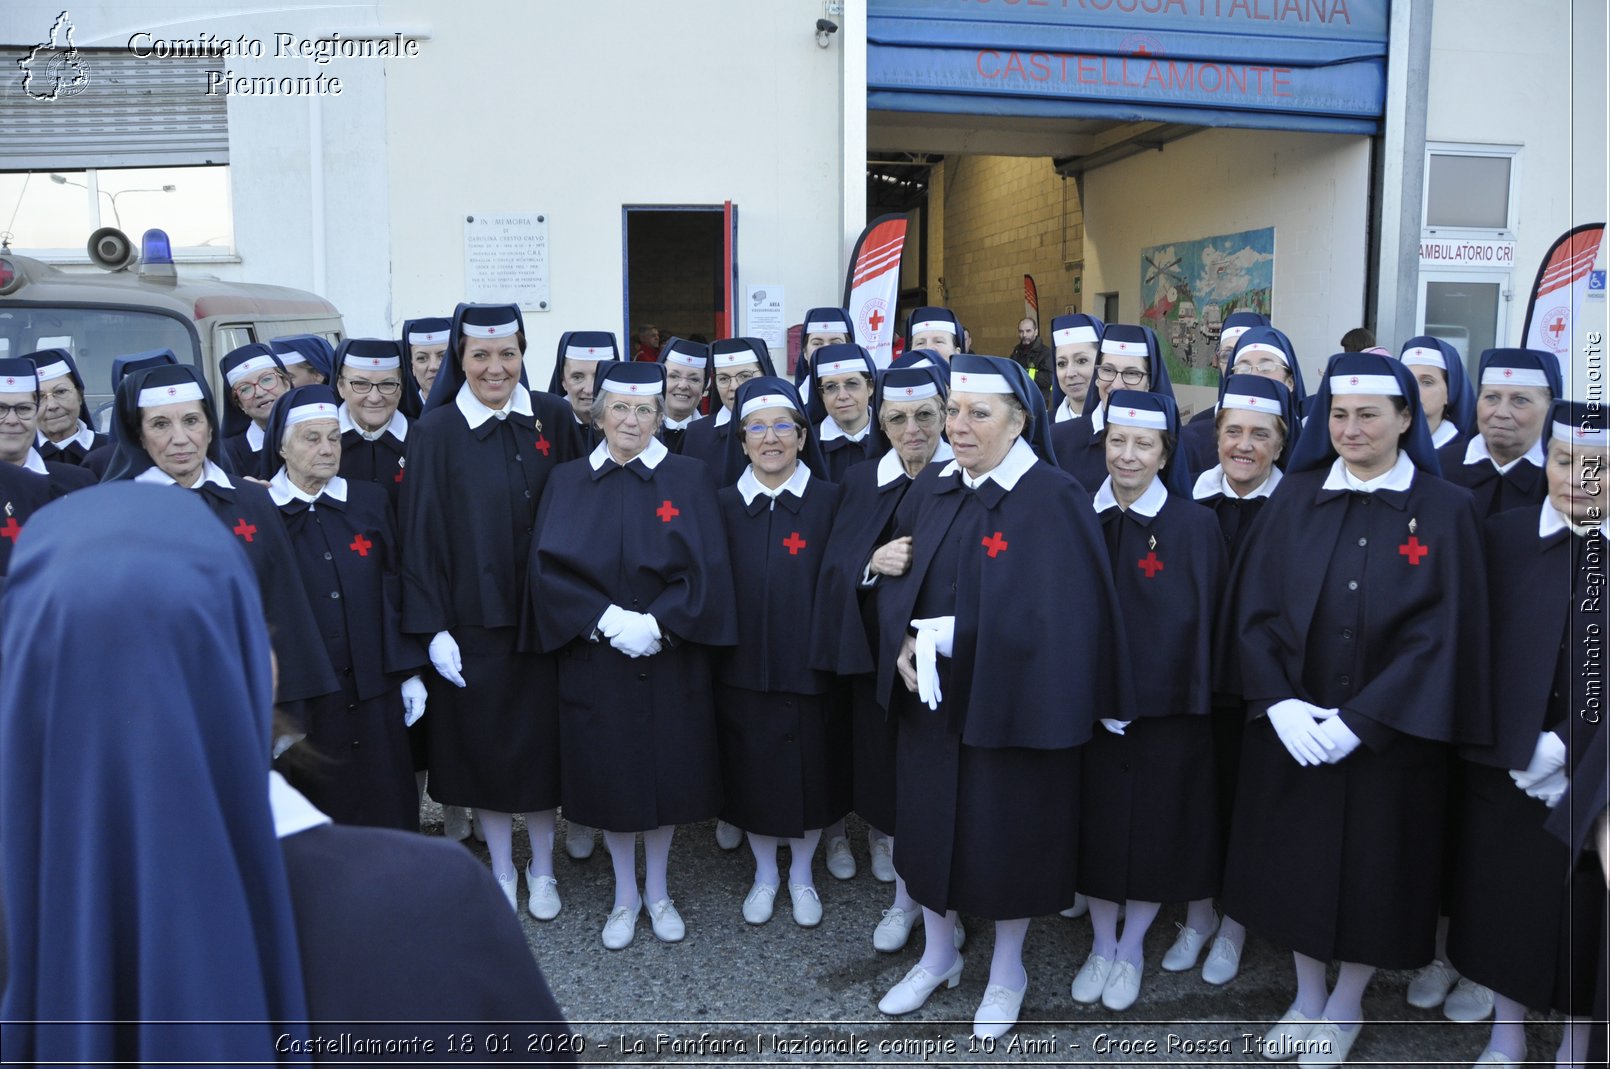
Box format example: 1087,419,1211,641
0,304,200,416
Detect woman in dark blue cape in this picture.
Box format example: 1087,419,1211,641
82,349,178,479
715,377,848,928
1179,311,1268,450
1046,313,1105,424
398,315,451,419
871,354,1130,1040
1073,391,1225,1014
1436,347,1560,518
24,347,108,464
1444,401,1605,1065
1180,324,1307,475
1219,352,1490,1060
799,343,885,481
271,333,336,385
657,336,711,453
259,385,425,831
1052,323,1178,490
0,357,96,499
1400,335,1476,452
0,483,311,1065
327,338,411,511
529,360,738,950
679,337,777,484
102,362,339,706
219,343,294,475
399,302,575,917
546,330,619,442
0,459,52,577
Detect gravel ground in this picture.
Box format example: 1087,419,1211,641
421,805,1569,1068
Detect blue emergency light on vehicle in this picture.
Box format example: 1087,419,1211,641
141,229,174,266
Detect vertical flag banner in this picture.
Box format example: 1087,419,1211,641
1521,224,1605,390
1024,274,1040,324
843,214,909,369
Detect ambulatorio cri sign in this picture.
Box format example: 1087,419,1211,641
1418,238,1516,267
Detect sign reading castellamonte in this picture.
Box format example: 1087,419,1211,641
124,31,426,96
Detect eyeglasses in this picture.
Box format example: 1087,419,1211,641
43,385,78,405
343,378,402,397
1094,365,1148,385
881,409,939,430
0,402,37,421
819,378,867,397
744,421,798,439
233,371,286,398
715,369,760,389
1230,359,1287,376
606,402,657,421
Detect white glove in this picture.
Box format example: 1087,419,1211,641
596,604,630,639
609,612,662,658
1317,715,1361,762
1523,770,1569,808
401,675,428,726
1510,731,1568,805
428,631,466,688
1101,718,1131,736
911,616,954,711
1266,698,1335,767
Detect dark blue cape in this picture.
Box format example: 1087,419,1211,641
0,484,310,1063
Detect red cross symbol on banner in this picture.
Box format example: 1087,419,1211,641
1398,536,1429,565
350,534,373,557
656,499,680,523
868,309,885,332
232,518,257,543
1548,316,1567,340
980,531,1009,558
1137,551,1165,578
534,435,551,456
782,532,807,555
0,517,20,543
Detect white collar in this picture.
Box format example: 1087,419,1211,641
1090,404,1106,435
662,412,697,431
246,421,265,451
1464,431,1544,474
134,458,235,491
1192,463,1283,501
38,420,95,451
454,382,534,429
1430,419,1459,448
21,448,48,475
875,438,955,487
588,435,669,472
268,770,332,839
1094,471,1169,516
268,468,348,506
714,405,733,427
1054,397,1078,423
338,403,408,443
939,436,1038,491
736,460,812,506
819,413,873,443
1323,450,1417,493
1540,500,1602,540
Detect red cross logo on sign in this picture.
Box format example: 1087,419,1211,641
867,309,884,333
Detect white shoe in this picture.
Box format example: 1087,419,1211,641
1471,1048,1521,1067
1069,952,1113,1004
742,881,777,925
471,809,485,842
565,822,595,860
1297,1019,1361,1067
601,899,640,950
1162,917,1219,972
873,906,918,951
825,835,857,880
1443,978,1495,1022
1059,892,1089,919
1261,1006,1321,1061
443,805,471,842
1100,959,1143,1012
869,834,896,883
972,979,1026,1040
715,819,742,850
525,868,560,921
1405,958,1460,1009
495,870,518,911
878,957,963,1015
647,898,685,942
789,883,823,928
1201,933,1243,985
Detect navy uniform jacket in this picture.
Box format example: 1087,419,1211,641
221,432,261,480
1179,407,1219,475
398,390,578,635
717,474,841,695
1231,466,1491,747
1050,414,1103,491
679,414,742,485
1437,437,1546,519
1097,488,1226,718
0,463,52,577
818,427,885,484
37,429,110,466
40,460,96,498
339,417,409,513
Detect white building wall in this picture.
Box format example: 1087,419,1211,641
1081,127,1372,411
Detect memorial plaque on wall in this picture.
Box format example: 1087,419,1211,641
464,213,550,311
